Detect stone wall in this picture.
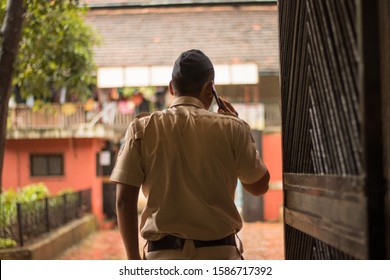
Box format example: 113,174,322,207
0,214,97,260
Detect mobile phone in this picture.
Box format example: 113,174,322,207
212,84,223,109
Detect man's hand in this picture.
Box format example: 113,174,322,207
217,97,239,117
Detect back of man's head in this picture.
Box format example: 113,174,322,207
171,49,215,97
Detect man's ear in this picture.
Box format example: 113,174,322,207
169,81,175,96
199,81,212,100
203,80,213,96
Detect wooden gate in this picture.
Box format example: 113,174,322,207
278,0,389,259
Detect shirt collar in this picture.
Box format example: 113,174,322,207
169,96,205,110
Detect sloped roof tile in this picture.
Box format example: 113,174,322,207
85,5,279,72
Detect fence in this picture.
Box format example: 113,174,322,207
0,189,91,248
8,103,135,131
8,102,279,132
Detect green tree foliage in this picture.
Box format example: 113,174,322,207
0,0,5,23
0,0,98,100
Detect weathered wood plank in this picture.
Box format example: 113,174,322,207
284,208,367,259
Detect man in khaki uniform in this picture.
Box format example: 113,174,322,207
111,49,270,260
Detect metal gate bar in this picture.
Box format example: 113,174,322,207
379,0,390,259
279,0,388,259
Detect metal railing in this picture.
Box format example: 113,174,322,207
9,104,87,129
0,189,91,247
7,103,135,131
8,102,279,131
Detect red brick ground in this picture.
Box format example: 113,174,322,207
57,221,284,260
239,221,284,260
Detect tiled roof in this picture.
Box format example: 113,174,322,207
82,1,276,6
85,4,279,72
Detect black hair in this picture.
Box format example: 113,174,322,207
171,69,215,97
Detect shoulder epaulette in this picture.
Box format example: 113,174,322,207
132,112,151,139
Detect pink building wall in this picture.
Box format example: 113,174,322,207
3,134,284,223
3,138,106,221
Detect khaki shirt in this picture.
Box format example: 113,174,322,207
110,96,267,241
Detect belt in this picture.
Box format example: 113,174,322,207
147,234,236,252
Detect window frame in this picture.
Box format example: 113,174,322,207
30,154,64,177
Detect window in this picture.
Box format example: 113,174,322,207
30,154,64,176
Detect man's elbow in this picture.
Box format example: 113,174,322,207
242,171,270,196
259,170,270,195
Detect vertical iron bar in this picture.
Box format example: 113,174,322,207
45,197,50,233
78,191,82,217
16,202,23,247
63,194,67,224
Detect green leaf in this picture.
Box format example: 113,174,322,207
0,0,99,100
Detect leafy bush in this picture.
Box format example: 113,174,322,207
17,182,50,203
56,189,75,196
1,183,50,222
0,184,81,248
0,188,18,228
0,183,51,248
50,189,76,206
0,238,17,249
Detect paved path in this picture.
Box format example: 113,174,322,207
57,221,284,260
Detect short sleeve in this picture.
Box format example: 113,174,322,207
110,122,144,187
234,122,268,184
